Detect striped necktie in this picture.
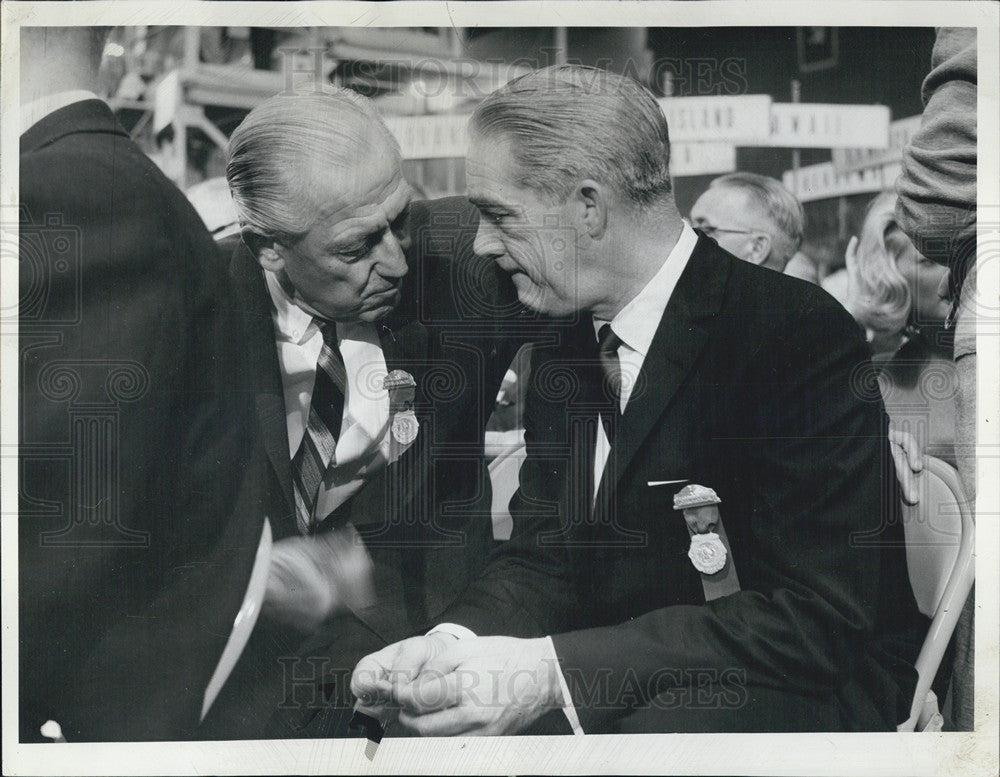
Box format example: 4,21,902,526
598,323,623,446
292,321,347,534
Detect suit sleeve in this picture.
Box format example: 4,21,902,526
895,28,976,285
18,134,266,741
551,293,900,731
436,338,577,637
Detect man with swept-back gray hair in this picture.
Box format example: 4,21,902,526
690,171,804,273
353,64,923,736
199,88,566,739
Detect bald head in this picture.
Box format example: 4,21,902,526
690,173,803,272
226,91,401,244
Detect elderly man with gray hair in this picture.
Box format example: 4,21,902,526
690,171,805,274
199,89,566,739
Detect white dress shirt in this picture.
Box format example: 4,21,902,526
264,270,399,519
591,223,699,498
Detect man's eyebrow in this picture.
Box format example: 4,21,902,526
468,195,513,211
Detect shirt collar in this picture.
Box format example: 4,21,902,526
264,269,320,346
20,90,100,136
593,222,699,357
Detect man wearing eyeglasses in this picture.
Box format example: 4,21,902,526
689,172,804,274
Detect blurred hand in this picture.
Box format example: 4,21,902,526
350,633,458,723
261,524,374,633
391,636,562,737
889,426,924,505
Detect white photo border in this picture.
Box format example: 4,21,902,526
2,2,997,775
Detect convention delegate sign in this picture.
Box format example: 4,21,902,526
657,95,773,144
830,115,923,173
381,113,738,176
382,99,889,157
782,159,902,203
767,102,891,149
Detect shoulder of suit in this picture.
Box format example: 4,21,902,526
20,98,126,155
693,240,858,350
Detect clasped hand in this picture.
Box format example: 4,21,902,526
351,635,563,736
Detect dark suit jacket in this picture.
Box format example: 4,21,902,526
18,100,267,741
460,235,926,732
228,196,559,649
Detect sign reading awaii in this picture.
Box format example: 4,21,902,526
768,103,891,149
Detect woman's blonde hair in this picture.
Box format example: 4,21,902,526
851,191,923,353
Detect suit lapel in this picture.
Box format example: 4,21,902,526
594,237,732,511
377,318,428,381
229,245,296,524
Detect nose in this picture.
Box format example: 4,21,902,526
473,219,504,260
373,231,408,280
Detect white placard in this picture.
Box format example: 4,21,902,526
153,69,180,135
768,102,891,149
671,142,737,177
831,114,923,172
783,159,901,203
383,114,471,159
658,95,773,144
383,102,894,160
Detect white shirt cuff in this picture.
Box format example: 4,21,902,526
545,636,584,735
427,622,477,641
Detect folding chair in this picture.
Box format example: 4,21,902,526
897,456,975,732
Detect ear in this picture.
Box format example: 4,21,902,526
749,233,773,266
240,228,284,272
256,245,285,273
250,234,286,274
575,179,608,239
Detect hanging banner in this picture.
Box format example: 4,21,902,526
671,143,737,177
767,103,891,149
658,95,772,144
381,101,894,160
831,115,923,173
783,160,902,203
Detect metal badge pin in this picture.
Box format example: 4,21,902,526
673,484,728,575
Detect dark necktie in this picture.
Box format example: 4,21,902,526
598,323,623,446
292,321,347,534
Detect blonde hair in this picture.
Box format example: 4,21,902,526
851,191,922,353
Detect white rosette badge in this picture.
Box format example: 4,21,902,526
383,370,419,454
687,532,727,575
673,484,727,575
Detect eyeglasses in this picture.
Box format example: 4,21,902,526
695,224,757,239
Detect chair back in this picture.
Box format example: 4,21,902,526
898,456,975,732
